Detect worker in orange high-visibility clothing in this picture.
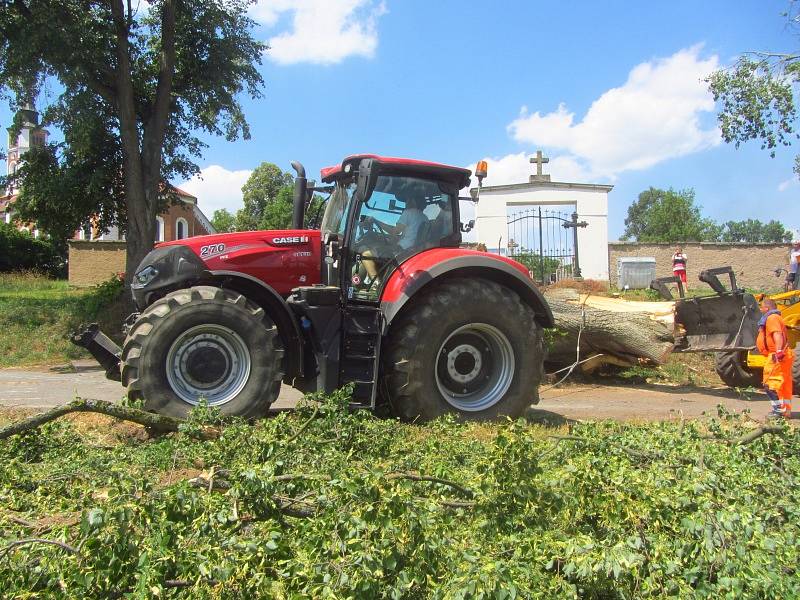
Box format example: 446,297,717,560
757,297,793,418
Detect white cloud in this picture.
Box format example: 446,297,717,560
778,177,799,192
179,165,252,216
252,0,387,65
507,45,721,179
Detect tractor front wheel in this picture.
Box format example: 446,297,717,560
384,278,544,422
121,286,284,419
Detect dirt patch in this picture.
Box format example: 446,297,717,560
62,413,149,444
156,468,204,489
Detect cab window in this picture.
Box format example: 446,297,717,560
348,175,455,300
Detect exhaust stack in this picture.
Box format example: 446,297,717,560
291,161,307,229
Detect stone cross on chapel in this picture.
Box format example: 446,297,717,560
529,150,550,183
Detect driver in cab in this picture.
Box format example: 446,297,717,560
355,191,428,297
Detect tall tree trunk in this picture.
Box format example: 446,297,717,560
110,0,154,283
110,0,176,283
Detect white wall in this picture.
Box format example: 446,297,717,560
475,183,610,280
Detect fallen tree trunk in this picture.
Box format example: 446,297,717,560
0,398,217,441
545,294,675,366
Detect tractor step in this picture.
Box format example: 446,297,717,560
341,305,383,408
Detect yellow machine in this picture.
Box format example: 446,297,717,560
652,267,800,389
745,289,800,371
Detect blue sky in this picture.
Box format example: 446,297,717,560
2,0,798,240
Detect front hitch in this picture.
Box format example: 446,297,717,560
70,323,122,381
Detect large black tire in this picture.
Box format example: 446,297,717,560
384,278,544,422
793,344,800,394
121,286,284,419
714,351,760,388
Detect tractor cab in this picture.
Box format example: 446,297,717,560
313,155,472,301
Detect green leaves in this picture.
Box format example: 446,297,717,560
621,186,793,243
705,4,800,179
1,399,799,597
622,187,720,243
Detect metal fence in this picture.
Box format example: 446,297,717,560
507,208,586,284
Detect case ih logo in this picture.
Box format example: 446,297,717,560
271,235,310,245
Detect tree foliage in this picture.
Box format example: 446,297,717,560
0,0,265,277
230,162,325,232
0,395,799,597
236,162,295,231
706,4,800,175
211,209,237,234
623,187,794,243
718,219,793,243
622,187,720,242
0,223,65,277
9,93,127,242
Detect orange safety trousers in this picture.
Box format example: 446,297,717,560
762,350,794,416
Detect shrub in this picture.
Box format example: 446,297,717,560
0,223,66,278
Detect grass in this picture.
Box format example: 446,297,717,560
0,272,127,368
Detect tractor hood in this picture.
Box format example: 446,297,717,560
131,229,322,309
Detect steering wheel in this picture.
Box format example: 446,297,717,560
358,216,393,246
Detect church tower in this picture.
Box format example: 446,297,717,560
5,98,48,196
2,98,48,226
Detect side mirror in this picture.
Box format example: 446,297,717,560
460,220,475,233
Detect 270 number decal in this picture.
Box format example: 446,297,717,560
200,243,226,257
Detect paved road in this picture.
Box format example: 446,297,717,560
0,361,302,411
0,362,787,422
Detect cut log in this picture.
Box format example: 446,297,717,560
544,292,675,366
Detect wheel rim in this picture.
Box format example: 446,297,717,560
166,324,251,406
435,323,515,412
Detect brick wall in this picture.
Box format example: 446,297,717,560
68,240,127,287
608,242,791,291
161,202,210,240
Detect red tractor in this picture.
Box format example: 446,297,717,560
75,155,554,421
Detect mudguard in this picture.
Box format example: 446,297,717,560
380,249,554,329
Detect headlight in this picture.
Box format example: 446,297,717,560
133,265,159,288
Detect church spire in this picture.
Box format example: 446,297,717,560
6,92,48,196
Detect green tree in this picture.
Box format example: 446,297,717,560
11,92,125,241
234,162,325,231
211,209,236,234
622,187,720,242
236,163,294,231
719,219,793,243
512,250,568,282
0,0,265,280
706,4,800,176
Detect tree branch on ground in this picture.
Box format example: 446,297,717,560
0,398,218,440
0,538,80,562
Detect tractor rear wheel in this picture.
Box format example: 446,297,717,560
121,286,284,419
384,278,544,422
714,351,760,389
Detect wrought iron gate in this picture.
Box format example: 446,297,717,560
506,208,587,284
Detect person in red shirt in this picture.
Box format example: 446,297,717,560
671,246,688,284
756,297,793,418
